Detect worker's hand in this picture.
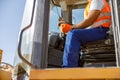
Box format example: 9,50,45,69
59,23,73,34
58,18,65,26
58,18,73,34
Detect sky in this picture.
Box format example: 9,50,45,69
0,0,84,66
0,0,26,65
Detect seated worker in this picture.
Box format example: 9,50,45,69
59,0,111,67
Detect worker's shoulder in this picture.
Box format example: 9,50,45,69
90,0,104,10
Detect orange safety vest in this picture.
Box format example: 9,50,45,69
84,0,111,28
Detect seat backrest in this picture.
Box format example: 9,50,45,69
48,32,59,48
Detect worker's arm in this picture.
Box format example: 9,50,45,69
74,10,100,29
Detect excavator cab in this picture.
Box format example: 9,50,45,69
12,0,120,80
48,0,116,67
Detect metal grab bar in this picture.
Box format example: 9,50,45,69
0,62,14,68
18,0,36,69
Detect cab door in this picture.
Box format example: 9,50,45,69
110,0,120,67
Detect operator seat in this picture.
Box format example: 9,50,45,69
81,28,116,67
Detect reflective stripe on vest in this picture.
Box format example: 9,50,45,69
98,12,111,18
91,19,111,28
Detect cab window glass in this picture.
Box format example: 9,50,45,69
72,9,84,24
49,7,61,33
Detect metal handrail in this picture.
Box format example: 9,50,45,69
0,62,14,68
18,0,36,69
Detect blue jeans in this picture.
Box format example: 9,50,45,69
62,26,109,67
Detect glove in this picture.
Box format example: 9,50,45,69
59,23,72,34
